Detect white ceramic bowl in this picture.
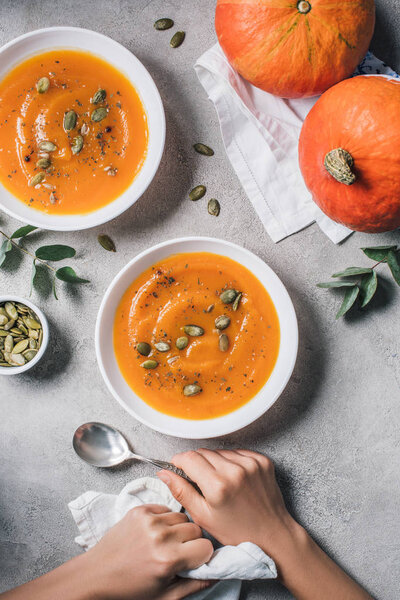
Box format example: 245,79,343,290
0,295,49,375
96,237,298,439
0,27,165,231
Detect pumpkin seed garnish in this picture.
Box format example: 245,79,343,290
92,89,107,104
189,185,206,201
154,18,174,30
29,172,45,187
23,349,37,361
208,198,220,216
4,319,15,330
71,135,84,155
91,107,108,122
155,341,171,352
193,143,214,156
137,342,151,356
13,338,29,354
36,158,51,169
215,315,230,330
5,302,18,320
183,324,204,337
80,122,89,136
39,141,57,152
141,359,158,369
4,335,13,353
220,289,237,304
36,77,50,94
183,384,202,396
219,333,229,352
205,304,214,313
176,336,189,350
10,353,25,366
98,234,116,252
0,301,42,367
170,31,185,48
24,316,41,330
64,110,77,131
0,315,8,326
232,292,242,311
49,192,57,204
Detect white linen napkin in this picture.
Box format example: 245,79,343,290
195,48,399,243
68,477,277,600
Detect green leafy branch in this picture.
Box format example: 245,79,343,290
317,245,400,319
0,224,89,299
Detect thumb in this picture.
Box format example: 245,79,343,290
164,578,216,599
158,470,204,516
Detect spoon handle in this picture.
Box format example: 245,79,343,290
130,453,193,483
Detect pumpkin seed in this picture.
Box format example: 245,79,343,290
220,289,237,304
0,315,8,326
36,157,51,169
49,192,57,204
170,31,185,48
232,292,242,311
64,110,77,131
141,359,158,369
24,316,41,330
155,341,170,352
38,328,43,347
10,328,22,335
154,18,174,30
39,141,57,152
29,172,45,187
205,304,214,313
13,339,29,354
193,143,214,156
92,89,107,104
98,234,116,252
22,349,37,361
29,339,37,349
167,355,179,365
183,324,204,337
17,322,28,335
5,302,17,320
91,107,108,122
36,77,50,94
80,122,89,136
0,307,7,317
71,135,84,155
10,353,25,366
4,335,13,353
219,333,229,352
29,328,39,340
16,304,29,314
215,315,230,330
0,330,9,337
38,152,50,159
189,185,206,201
137,342,151,356
183,383,202,396
176,336,189,350
208,198,220,217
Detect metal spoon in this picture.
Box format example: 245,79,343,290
72,422,192,482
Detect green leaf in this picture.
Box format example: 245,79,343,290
0,239,12,267
317,281,357,289
336,286,360,319
29,259,37,297
361,245,398,262
55,266,89,284
387,250,400,286
359,271,378,308
11,225,38,239
52,277,58,300
35,244,76,261
332,267,373,278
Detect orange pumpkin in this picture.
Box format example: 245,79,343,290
215,0,375,99
298,75,400,233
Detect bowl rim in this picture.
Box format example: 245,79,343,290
0,295,49,375
95,236,298,438
0,26,166,231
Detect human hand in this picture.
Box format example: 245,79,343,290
157,449,299,563
86,503,214,600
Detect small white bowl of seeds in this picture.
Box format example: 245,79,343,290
0,296,49,375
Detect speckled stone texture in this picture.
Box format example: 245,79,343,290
0,1,399,598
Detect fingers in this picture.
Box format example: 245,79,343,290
178,537,214,571
158,511,189,526
170,450,216,493
134,503,172,515
164,578,215,600
158,470,205,517
171,521,203,543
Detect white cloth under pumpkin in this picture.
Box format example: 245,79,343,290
194,49,399,243
69,477,277,600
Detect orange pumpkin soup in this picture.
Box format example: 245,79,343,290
114,252,280,420
0,50,148,214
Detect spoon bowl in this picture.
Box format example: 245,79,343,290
73,422,131,468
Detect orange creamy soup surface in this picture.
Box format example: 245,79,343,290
0,49,148,214
114,252,280,420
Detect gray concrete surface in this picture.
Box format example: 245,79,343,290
0,1,399,598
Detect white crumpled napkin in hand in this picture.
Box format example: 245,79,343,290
195,48,399,244
69,477,277,600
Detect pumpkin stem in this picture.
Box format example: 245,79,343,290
297,1,311,13
324,148,356,185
